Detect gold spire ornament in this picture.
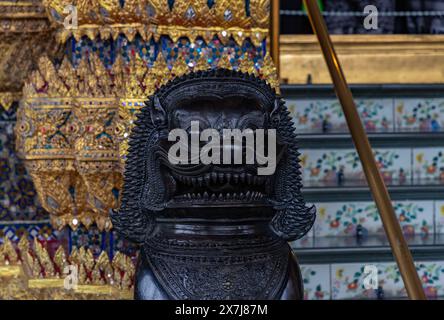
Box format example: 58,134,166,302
44,0,270,46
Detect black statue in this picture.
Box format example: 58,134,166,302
112,69,316,300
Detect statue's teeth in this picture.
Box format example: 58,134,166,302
197,177,204,186
246,174,253,185
233,174,239,184
203,192,209,199
240,173,246,183
211,172,218,183
225,173,231,183
218,173,224,183
204,174,211,185
218,193,224,200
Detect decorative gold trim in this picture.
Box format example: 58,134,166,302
0,266,21,277
28,278,65,288
56,25,268,47
45,0,270,45
280,34,444,84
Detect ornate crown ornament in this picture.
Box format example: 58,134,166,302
15,0,278,231
0,236,134,299
44,0,270,46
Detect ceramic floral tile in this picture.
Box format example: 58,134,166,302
287,99,344,133
331,263,384,299
300,149,363,183
377,263,408,298
300,264,331,300
287,98,393,133
356,99,394,132
413,148,444,181
434,201,444,234
415,261,444,299
314,201,434,238
332,261,444,300
315,202,376,237
300,148,411,184
394,201,434,237
395,98,444,131
374,148,412,183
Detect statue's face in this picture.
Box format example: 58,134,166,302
114,71,315,243
158,96,283,208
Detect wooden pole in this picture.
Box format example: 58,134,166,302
270,0,280,77
303,0,426,300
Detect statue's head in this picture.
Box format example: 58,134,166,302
112,69,315,243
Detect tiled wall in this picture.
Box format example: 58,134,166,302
301,261,444,300
300,148,414,183
301,147,444,184
291,96,444,299
312,201,435,238
288,98,444,133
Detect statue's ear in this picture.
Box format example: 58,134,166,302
149,96,167,127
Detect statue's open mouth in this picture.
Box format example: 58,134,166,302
167,166,273,207
156,146,276,207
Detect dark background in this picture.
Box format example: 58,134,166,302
280,0,443,34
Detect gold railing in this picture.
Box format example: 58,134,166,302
271,0,426,300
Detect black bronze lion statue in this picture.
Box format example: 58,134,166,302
111,69,316,300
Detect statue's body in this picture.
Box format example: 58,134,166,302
112,69,315,300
